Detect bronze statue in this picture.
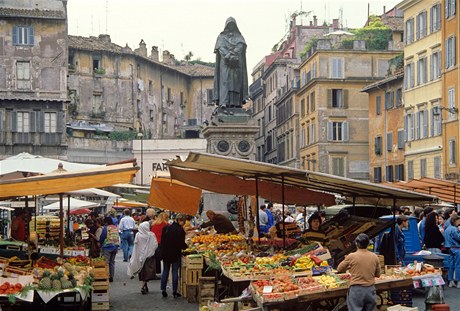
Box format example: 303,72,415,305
213,17,248,108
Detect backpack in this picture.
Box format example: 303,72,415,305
104,225,120,246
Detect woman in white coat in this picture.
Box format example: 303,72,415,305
127,222,158,294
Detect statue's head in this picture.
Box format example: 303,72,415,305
224,17,239,33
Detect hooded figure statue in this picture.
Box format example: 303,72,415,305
213,17,248,108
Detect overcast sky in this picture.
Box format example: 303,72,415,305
67,0,401,73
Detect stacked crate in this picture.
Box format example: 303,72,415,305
198,276,215,307
91,259,110,311
390,289,413,307
180,255,203,302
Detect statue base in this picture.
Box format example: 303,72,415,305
203,107,258,159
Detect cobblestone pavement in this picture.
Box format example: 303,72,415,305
109,250,460,311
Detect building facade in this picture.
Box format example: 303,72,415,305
67,35,215,163
363,67,405,183
399,0,444,180
0,0,68,159
298,39,400,180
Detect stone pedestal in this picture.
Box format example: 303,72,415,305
202,107,258,160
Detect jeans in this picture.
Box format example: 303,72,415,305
102,248,117,279
120,230,134,261
448,248,460,281
347,285,376,311
161,259,180,293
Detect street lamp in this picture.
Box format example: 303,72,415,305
137,132,144,186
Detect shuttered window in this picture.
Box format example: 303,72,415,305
330,58,344,78
12,26,34,46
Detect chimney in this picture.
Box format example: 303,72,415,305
98,34,111,43
169,54,176,65
122,43,132,54
162,50,171,64
332,19,339,29
310,21,313,26
150,46,159,61
383,6,386,14
134,39,147,57
313,15,317,26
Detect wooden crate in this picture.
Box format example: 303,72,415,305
184,255,204,269
92,280,110,291
185,268,202,285
186,285,198,303
91,291,109,303
91,258,107,268
198,276,215,301
377,255,385,271
93,267,109,280
91,302,110,311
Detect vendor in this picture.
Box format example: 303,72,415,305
302,213,327,244
11,210,26,241
196,211,237,234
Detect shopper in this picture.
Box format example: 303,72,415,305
86,218,102,258
302,213,327,244
419,206,433,245
424,212,444,254
127,222,158,294
395,215,408,264
337,233,381,311
265,203,275,230
198,210,237,234
97,217,119,282
444,208,457,230
152,212,170,274
258,205,269,235
118,209,135,262
444,214,460,288
160,214,188,298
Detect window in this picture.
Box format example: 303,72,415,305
149,109,154,121
387,132,393,151
300,99,305,117
12,26,34,46
420,159,427,177
92,54,101,71
180,92,184,107
416,11,427,40
404,63,415,89
431,51,441,80
398,129,405,149
386,165,394,182
136,63,141,78
375,136,382,155
330,58,344,78
374,167,382,183
449,139,456,164
445,36,456,69
148,80,153,96
448,88,456,119
418,110,428,139
312,62,317,78
331,157,345,177
405,18,415,44
395,164,405,181
385,91,394,109
327,121,349,141
417,57,427,85
167,87,172,102
396,88,403,107
408,161,414,179
207,89,213,105
92,94,103,113
310,121,316,144
44,112,56,133
431,107,442,136
376,96,381,115
445,0,456,18
329,89,347,108
301,126,305,148
405,113,415,141
434,156,441,178
310,92,315,112
16,112,30,133
16,61,31,89
431,4,441,33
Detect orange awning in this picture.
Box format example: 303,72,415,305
169,167,336,206
147,177,202,215
0,163,139,199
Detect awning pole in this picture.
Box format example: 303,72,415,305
67,195,71,236
255,176,260,244
59,193,64,258
390,198,397,265
304,205,307,232
25,196,29,243
282,175,286,249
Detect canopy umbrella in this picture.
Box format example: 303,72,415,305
70,208,92,215
43,198,99,211
147,177,202,215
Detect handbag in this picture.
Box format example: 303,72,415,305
138,256,157,281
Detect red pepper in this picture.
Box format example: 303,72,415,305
289,258,297,267
309,255,322,266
